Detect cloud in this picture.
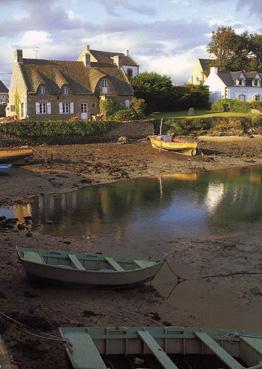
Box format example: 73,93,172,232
97,0,157,16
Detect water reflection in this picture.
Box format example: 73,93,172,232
1,167,262,250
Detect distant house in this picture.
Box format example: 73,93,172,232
188,58,214,85
7,45,139,120
0,80,8,117
204,67,262,103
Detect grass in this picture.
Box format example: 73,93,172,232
150,110,251,120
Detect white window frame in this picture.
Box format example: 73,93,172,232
36,102,47,114
81,103,88,113
62,102,70,114
40,85,45,95
63,86,69,96
101,78,108,88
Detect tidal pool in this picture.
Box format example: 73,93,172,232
1,166,262,255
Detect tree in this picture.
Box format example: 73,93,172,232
248,34,262,71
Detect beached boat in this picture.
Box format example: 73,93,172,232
16,247,163,287
0,147,33,163
0,335,18,369
149,135,198,156
0,164,12,174
60,325,262,369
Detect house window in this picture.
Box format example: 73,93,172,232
101,78,108,88
225,87,228,98
81,103,88,113
40,86,45,95
255,95,261,101
36,102,47,114
10,105,15,112
125,99,131,108
63,86,69,96
21,103,24,118
62,102,70,114
237,79,245,86
239,94,246,102
127,68,133,79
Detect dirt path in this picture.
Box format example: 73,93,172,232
0,136,262,369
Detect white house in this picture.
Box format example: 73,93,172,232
204,67,262,103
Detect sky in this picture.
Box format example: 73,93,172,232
0,0,261,86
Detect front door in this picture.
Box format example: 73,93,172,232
80,103,88,120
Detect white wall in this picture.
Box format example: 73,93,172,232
228,86,262,101
204,71,226,103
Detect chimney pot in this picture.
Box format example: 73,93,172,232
125,49,129,56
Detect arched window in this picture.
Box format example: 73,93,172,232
101,78,108,88
255,95,261,101
39,85,45,95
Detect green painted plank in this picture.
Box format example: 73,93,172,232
104,257,124,272
68,254,86,271
137,330,179,369
65,332,107,369
195,331,243,369
25,251,45,264
241,337,262,355
133,259,152,269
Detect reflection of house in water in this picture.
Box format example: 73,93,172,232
205,183,225,213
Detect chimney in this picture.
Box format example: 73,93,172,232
14,49,23,64
210,66,218,74
83,53,90,67
113,55,120,67
77,45,91,67
125,50,129,56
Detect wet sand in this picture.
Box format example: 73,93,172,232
0,137,262,369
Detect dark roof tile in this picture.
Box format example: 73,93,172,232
0,80,8,93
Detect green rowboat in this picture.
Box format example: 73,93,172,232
60,325,262,369
16,247,163,288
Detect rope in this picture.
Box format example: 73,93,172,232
0,311,68,344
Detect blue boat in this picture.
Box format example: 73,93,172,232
0,164,12,174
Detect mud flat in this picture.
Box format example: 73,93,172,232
0,136,262,369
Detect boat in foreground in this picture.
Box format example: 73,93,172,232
0,164,12,174
0,146,33,163
60,325,262,369
17,247,163,287
149,135,198,156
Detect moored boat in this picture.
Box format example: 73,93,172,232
60,325,262,369
0,164,12,174
149,135,198,156
16,247,163,288
0,146,33,163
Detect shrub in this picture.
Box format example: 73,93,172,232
211,99,231,112
0,120,117,138
111,109,136,121
99,98,120,118
131,97,146,118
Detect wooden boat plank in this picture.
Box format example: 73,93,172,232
195,331,243,369
240,337,262,367
24,251,45,265
104,257,124,272
64,332,107,369
68,254,86,271
133,259,152,268
137,330,179,369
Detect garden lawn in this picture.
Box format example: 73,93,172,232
150,110,251,120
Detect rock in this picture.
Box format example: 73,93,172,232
26,231,33,237
250,287,262,296
5,218,19,224
80,178,92,184
17,223,26,230
187,107,195,116
117,136,128,144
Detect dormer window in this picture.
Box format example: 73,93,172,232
40,85,45,95
100,78,108,95
252,79,261,87
63,86,69,95
236,79,245,86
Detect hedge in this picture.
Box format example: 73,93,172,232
211,99,262,113
0,120,118,138
166,115,262,136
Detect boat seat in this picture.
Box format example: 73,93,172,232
68,254,86,271
25,251,45,265
64,332,107,369
133,259,151,269
195,331,243,369
104,257,124,272
137,330,179,369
